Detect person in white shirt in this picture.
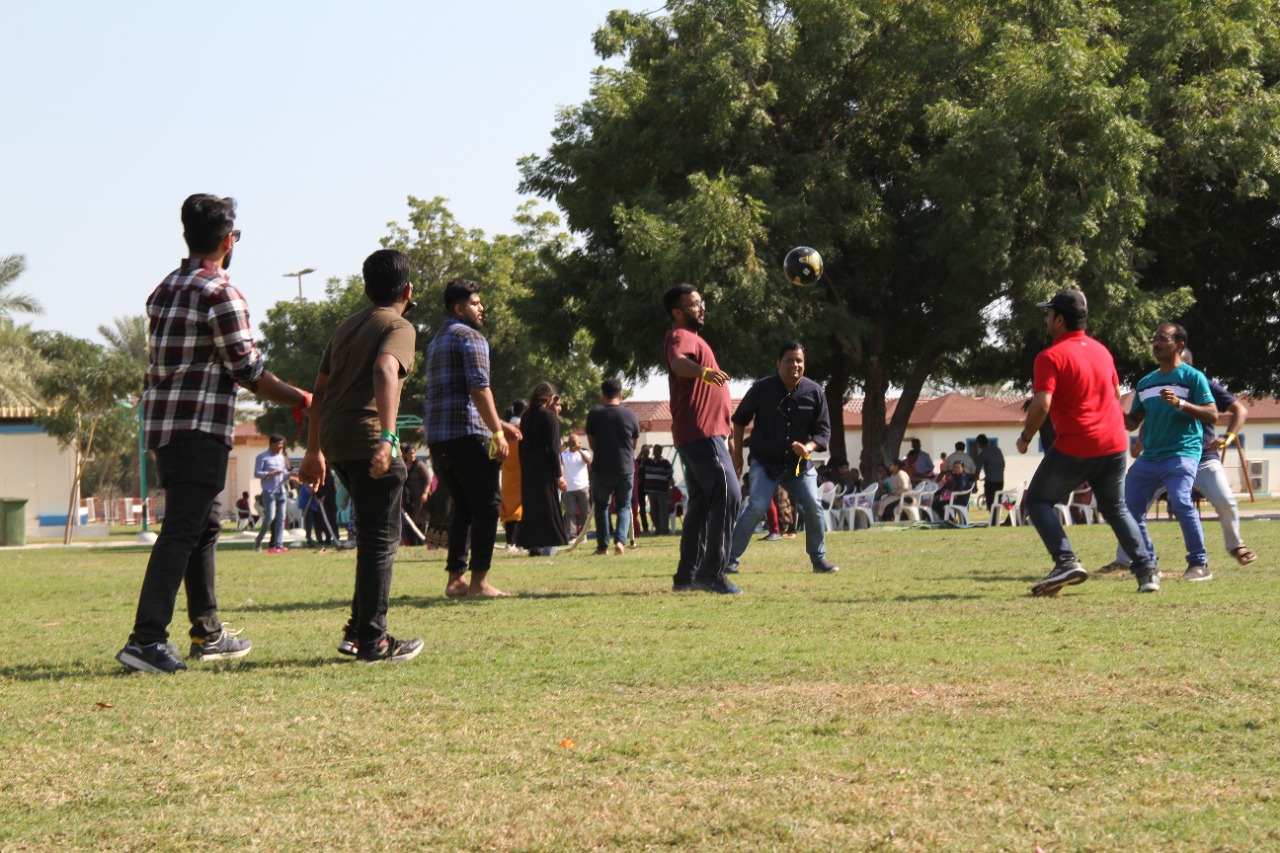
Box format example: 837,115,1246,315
560,432,592,537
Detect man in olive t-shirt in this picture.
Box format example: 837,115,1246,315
299,250,423,663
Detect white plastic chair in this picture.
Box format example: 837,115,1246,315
896,481,939,522
825,487,856,531
1068,488,1098,524
941,485,977,525
989,483,1026,527
847,484,880,529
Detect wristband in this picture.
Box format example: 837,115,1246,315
1224,432,1236,445
1176,397,1184,410
379,430,399,458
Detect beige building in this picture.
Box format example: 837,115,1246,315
622,392,1280,495
0,406,79,539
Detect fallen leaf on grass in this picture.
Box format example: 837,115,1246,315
909,689,923,696
95,702,114,709
43,622,60,627
559,738,576,749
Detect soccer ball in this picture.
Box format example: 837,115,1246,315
783,246,823,286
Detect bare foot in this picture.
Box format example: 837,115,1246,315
468,583,510,598
445,578,469,598
614,541,625,556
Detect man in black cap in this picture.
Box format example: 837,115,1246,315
1015,288,1156,597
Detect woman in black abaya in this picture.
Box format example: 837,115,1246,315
518,382,569,556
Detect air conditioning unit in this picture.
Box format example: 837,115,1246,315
1248,459,1269,494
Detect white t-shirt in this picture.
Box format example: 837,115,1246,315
560,448,591,491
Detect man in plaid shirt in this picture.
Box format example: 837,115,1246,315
424,278,511,598
116,194,312,674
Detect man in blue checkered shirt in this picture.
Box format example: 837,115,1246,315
116,194,312,674
424,278,512,598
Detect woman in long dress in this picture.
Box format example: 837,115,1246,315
518,382,569,556
499,400,526,553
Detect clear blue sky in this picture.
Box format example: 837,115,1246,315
2,1,628,340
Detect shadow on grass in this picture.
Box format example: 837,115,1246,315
890,593,987,602
0,655,362,681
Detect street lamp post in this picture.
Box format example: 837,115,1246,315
284,267,317,300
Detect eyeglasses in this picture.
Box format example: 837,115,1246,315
230,229,242,243
682,299,706,310
1151,334,1175,343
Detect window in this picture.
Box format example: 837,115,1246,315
1263,434,1280,449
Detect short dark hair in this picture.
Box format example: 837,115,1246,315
181,194,236,254
1057,303,1088,331
363,249,410,305
506,399,527,420
402,444,416,454
269,434,285,445
443,278,481,311
890,458,904,468
955,441,965,451
662,283,697,316
777,341,804,361
1161,322,1188,344
976,434,989,446
601,377,622,399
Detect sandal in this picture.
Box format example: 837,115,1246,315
1230,546,1258,565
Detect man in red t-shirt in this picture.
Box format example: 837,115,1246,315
663,284,742,594
1016,289,1155,597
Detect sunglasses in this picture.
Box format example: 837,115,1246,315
230,229,242,243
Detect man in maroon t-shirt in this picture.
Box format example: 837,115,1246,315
663,284,742,594
1016,289,1155,597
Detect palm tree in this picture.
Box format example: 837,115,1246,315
0,319,44,407
98,315,148,367
0,254,43,319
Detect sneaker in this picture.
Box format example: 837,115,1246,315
1095,559,1131,575
690,576,743,595
1182,564,1213,582
357,635,423,663
1137,572,1161,593
189,628,252,662
337,625,359,657
1031,562,1088,597
812,559,840,574
116,640,187,673
266,547,288,554
760,532,783,542
724,562,740,574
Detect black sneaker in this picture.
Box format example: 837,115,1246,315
1031,562,1088,597
672,581,693,592
1095,559,1131,575
1138,571,1162,593
812,559,840,574
117,640,187,673
357,635,424,663
337,625,359,657
691,576,743,595
189,628,252,662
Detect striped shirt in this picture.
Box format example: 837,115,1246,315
423,317,491,442
142,259,265,450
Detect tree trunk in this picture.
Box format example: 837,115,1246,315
62,415,99,546
824,341,850,465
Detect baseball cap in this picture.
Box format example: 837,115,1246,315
1035,288,1088,317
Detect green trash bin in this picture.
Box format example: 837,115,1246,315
0,498,29,546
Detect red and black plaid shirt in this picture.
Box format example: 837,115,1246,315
142,259,265,450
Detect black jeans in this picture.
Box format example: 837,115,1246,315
130,431,227,644
675,436,742,585
1025,447,1153,572
428,435,502,576
332,457,406,646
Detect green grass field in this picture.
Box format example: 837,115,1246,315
2,517,1278,851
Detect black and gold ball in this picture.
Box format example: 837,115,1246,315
783,246,823,287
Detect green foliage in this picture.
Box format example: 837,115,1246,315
521,0,1280,470
0,319,45,408
0,253,43,318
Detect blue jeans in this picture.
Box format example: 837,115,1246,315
130,431,228,644
674,436,742,586
1025,447,1152,573
1125,454,1207,567
729,459,827,568
591,470,633,549
255,491,286,549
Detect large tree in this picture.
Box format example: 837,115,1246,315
256,197,599,443
0,254,46,407
33,333,142,543
521,0,1280,472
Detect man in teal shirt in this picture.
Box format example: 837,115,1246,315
1123,323,1218,590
